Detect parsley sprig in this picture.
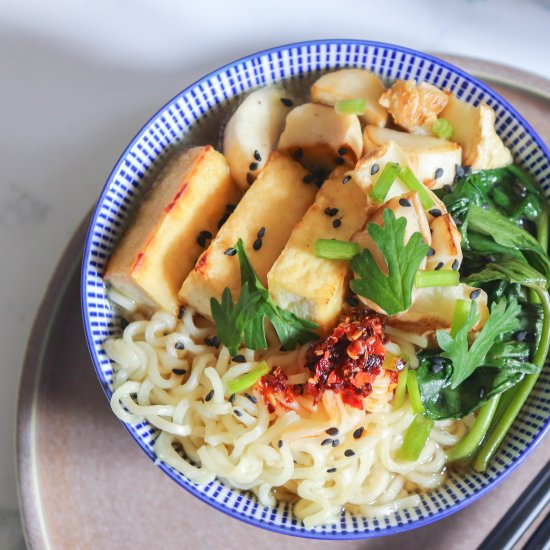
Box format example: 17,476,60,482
210,239,319,355
437,297,522,389
349,209,429,315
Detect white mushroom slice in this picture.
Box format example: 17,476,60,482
440,95,513,170
351,141,446,220
363,126,462,189
388,284,489,335
379,80,448,135
223,86,291,190
310,69,388,127
278,103,362,172
426,213,463,271
352,192,431,315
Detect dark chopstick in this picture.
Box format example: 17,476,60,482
477,460,550,550
523,510,550,550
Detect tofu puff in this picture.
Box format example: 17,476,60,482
104,145,240,315
179,152,317,318
268,167,368,334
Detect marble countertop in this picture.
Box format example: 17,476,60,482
2,0,550,548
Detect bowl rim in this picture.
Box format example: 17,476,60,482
80,38,550,540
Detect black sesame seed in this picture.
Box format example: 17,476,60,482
246,172,254,185
327,467,337,473
482,203,489,210
342,175,352,185
463,165,472,175
331,439,340,448
454,217,463,226
479,387,486,399
335,156,345,166
197,234,207,247
293,148,303,160
172,368,186,375
234,409,243,417
324,207,339,217
257,226,266,238
229,393,236,403
435,168,444,180
199,230,213,239
321,438,333,446
431,356,444,364
205,389,214,402
278,439,283,448
443,184,453,194
429,208,442,218
120,318,129,331
344,449,355,457
224,247,237,257
332,219,342,228
281,97,293,107
353,427,364,439
254,150,262,162
244,393,257,404
431,361,443,374
455,164,465,179
427,247,436,257
175,342,185,350
470,289,481,300
249,162,259,172
515,330,528,342
326,427,339,436
232,354,246,363
399,198,412,207
346,296,359,307
338,147,348,156
303,174,315,184
177,305,186,319
253,237,263,251
130,392,138,399
371,163,380,176
205,336,220,348
452,259,460,271
435,262,444,271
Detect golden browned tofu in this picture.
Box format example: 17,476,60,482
104,145,240,314
179,152,317,318
267,167,368,334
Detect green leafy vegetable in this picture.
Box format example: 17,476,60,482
210,239,318,355
350,209,429,314
226,360,270,395
396,414,434,461
437,297,522,389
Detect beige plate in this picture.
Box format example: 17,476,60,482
17,56,550,550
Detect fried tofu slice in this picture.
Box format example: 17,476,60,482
440,95,513,170
104,146,240,315
223,86,291,190
278,103,362,172
363,126,462,189
379,80,448,135
179,152,317,318
425,213,463,271
311,69,388,127
267,167,368,334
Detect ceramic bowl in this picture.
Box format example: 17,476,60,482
81,40,550,539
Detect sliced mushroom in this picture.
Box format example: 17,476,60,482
223,86,291,190
379,80,448,135
426,213,463,271
440,94,513,170
278,103,362,172
310,68,388,127
363,125,462,189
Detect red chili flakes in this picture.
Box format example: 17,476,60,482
304,310,386,409
256,367,295,413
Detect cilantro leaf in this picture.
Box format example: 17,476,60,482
210,239,319,354
437,297,522,389
349,209,429,315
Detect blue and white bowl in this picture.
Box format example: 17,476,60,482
81,40,550,539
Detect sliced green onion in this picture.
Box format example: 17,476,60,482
226,360,270,395
451,299,473,338
446,395,500,462
393,364,409,409
334,98,366,115
314,239,360,260
406,370,424,414
415,270,460,288
432,117,454,140
398,167,435,209
396,414,434,461
369,162,401,203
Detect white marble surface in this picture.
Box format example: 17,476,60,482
2,0,550,548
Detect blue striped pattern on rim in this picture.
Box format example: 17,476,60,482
81,40,550,540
